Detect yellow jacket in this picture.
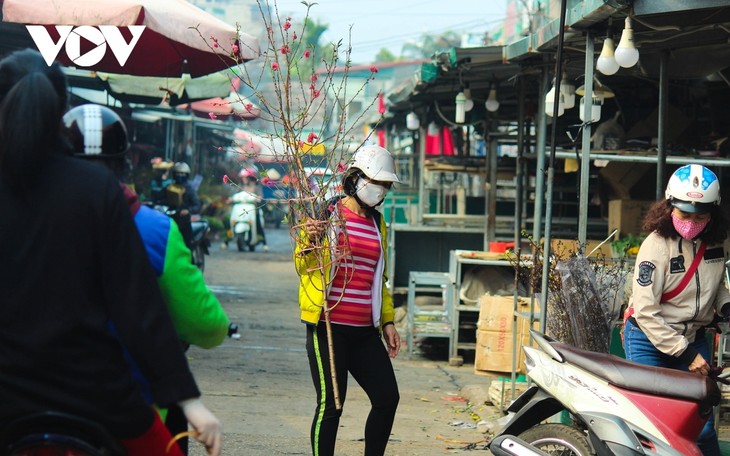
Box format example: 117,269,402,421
294,207,394,329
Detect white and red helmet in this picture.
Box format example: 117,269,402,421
348,145,400,183
665,164,721,213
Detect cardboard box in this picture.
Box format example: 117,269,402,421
475,295,539,374
608,199,653,238
475,329,532,374
598,161,653,200
549,238,613,259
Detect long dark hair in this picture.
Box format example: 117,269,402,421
643,198,728,244
0,49,68,190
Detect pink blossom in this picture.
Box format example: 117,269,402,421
311,74,318,82
261,177,271,185
370,66,378,73
232,44,240,56
283,19,291,31
311,89,320,99
223,175,230,184
271,62,279,71
208,112,217,120
244,103,254,112
279,45,290,55
336,162,347,172
217,146,223,151
307,132,318,143
292,32,297,40
303,49,310,59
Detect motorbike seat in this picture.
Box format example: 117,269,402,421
551,341,721,410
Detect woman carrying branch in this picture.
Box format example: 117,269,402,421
623,164,730,456
295,145,401,456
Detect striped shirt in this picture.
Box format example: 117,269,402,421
325,206,381,326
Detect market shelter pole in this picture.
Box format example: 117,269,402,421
539,0,568,334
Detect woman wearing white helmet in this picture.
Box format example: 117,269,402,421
623,164,729,456
295,144,401,456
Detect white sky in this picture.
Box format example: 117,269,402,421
268,0,508,64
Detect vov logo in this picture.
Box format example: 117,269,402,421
26,25,146,67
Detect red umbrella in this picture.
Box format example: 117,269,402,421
187,95,261,120
0,0,260,77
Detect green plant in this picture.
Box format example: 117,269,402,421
611,234,645,257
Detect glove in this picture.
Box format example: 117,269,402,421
178,398,222,455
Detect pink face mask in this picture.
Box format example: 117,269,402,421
671,212,710,240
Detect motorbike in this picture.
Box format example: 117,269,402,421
0,411,125,455
189,214,210,271
489,329,722,456
229,190,265,252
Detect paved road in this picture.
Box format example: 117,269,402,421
185,227,500,455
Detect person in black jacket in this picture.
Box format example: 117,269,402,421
0,49,221,455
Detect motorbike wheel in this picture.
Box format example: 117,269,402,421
519,424,593,456
192,244,205,272
236,235,245,252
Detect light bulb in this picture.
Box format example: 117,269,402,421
427,121,439,136
485,88,500,112
406,111,420,130
579,96,602,123
615,17,639,68
463,88,474,112
544,84,564,117
596,37,619,75
559,75,575,110
455,92,466,123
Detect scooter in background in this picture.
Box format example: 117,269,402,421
229,190,265,252
489,329,722,456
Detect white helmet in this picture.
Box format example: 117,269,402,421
349,145,400,183
665,164,720,213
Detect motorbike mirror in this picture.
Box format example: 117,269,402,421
529,329,564,363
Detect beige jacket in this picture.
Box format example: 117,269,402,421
629,232,730,357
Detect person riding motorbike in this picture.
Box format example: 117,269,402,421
63,104,232,454
165,161,202,249
150,157,174,205
223,167,268,251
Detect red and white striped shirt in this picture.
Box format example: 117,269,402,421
325,206,381,326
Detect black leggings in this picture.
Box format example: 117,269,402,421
306,323,399,456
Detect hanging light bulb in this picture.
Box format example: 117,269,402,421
597,37,619,75
544,82,564,117
455,92,466,123
406,111,420,130
485,87,500,112
615,16,639,68
579,95,602,123
427,121,439,136
559,73,575,110
463,88,474,112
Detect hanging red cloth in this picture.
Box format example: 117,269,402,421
425,127,454,155
378,129,386,147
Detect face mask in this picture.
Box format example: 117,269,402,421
671,212,710,240
355,177,388,207
174,174,188,185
